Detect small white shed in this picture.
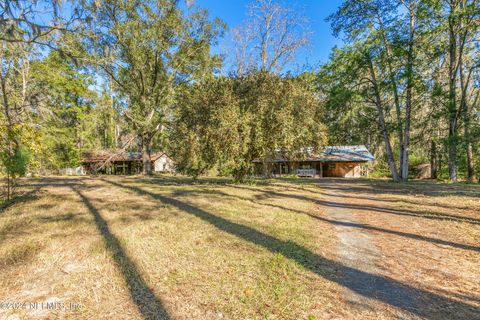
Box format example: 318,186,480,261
152,152,175,173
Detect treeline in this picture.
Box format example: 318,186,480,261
321,0,480,182
0,0,479,201
0,0,322,200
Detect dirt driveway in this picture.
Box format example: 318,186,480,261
313,179,480,319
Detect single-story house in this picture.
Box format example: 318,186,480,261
253,145,374,178
81,150,175,175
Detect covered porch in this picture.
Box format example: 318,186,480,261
268,161,366,178
252,145,374,178
82,160,143,175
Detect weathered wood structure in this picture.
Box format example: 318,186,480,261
253,145,374,178
81,150,175,175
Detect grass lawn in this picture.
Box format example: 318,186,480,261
0,176,479,319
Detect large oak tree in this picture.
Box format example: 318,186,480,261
80,0,223,174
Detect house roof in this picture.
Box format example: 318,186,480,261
81,150,169,163
315,145,375,162
254,145,375,163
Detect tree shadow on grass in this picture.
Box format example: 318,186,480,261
175,188,480,253
317,191,476,212
232,185,480,225
104,179,480,320
0,186,43,213
260,181,478,212
293,178,480,197
71,186,170,320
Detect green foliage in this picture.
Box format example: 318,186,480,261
323,0,480,182
0,145,30,178
0,123,39,200
170,77,242,178
30,51,98,170
317,47,379,147
79,0,224,174
171,72,327,181
1,0,478,185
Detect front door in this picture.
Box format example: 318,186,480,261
322,163,337,177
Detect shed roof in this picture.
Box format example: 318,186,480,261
254,145,375,163
81,150,169,163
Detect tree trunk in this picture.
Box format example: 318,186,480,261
142,133,152,175
459,50,477,183
447,121,458,180
448,119,458,182
367,55,400,182
377,15,404,171
466,141,476,183
438,150,443,178
430,140,437,179
6,171,11,201
466,93,479,183
379,110,400,182
262,160,271,178
447,14,458,182
400,0,416,182
463,102,477,182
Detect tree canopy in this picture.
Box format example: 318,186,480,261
1,0,479,201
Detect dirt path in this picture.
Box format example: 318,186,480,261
316,179,480,319
322,187,420,318
326,201,378,305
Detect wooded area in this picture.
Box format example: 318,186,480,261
1,0,479,201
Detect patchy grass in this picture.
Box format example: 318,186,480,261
0,176,479,319
0,241,41,267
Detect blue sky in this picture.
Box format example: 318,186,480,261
197,0,345,71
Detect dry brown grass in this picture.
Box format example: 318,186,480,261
0,176,478,319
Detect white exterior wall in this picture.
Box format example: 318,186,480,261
154,154,174,173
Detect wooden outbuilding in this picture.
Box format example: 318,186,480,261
81,150,175,175
253,145,374,178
